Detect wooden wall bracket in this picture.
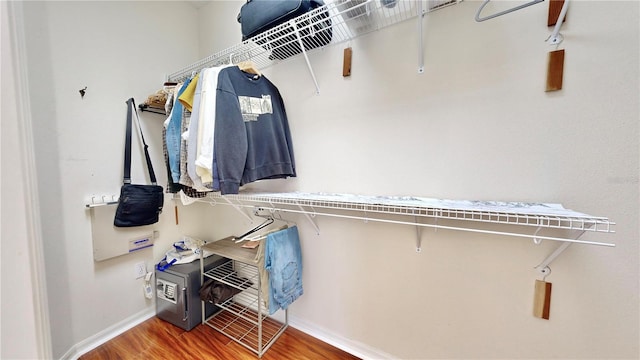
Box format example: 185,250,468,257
548,0,567,26
343,47,352,77
546,49,565,91
533,280,552,319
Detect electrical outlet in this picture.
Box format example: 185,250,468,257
134,262,146,279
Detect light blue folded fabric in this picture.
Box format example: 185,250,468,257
264,226,303,314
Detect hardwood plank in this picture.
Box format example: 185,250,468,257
260,327,360,360
79,316,361,360
80,320,165,360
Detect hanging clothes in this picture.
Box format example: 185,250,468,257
177,75,199,188
162,119,209,197
183,69,210,192
162,126,182,194
214,67,296,195
194,65,232,190
178,74,198,112
264,226,303,315
254,224,288,310
159,65,296,198
165,80,190,183
162,78,208,197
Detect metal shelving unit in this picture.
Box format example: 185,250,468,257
167,0,461,92
201,238,287,358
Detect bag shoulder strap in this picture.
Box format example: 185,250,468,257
123,98,158,185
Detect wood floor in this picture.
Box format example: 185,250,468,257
79,316,361,360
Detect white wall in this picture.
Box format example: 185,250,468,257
196,0,639,359
7,0,638,359
1,1,51,358
16,1,203,358
197,0,244,57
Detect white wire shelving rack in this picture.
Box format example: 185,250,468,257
187,191,615,246
183,191,614,276
167,0,461,92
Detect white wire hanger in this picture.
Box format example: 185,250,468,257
233,217,274,242
240,208,295,243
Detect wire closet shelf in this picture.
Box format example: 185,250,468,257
193,192,616,247
167,0,459,83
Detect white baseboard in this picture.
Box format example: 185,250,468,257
289,315,396,360
59,308,155,360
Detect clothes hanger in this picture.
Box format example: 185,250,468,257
238,208,294,243
255,207,296,227
242,224,288,242
233,217,274,242
237,60,262,77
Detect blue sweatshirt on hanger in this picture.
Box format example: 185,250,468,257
214,67,296,195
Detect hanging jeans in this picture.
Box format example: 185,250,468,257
264,226,303,314
166,80,191,183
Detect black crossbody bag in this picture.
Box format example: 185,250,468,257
114,98,164,227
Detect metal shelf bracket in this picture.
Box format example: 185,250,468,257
292,20,321,94
546,0,570,46
221,196,254,222
475,0,544,22
415,215,423,252
417,0,426,74
534,230,585,277
532,226,543,245
297,203,320,235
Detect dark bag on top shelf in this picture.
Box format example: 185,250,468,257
237,0,333,60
